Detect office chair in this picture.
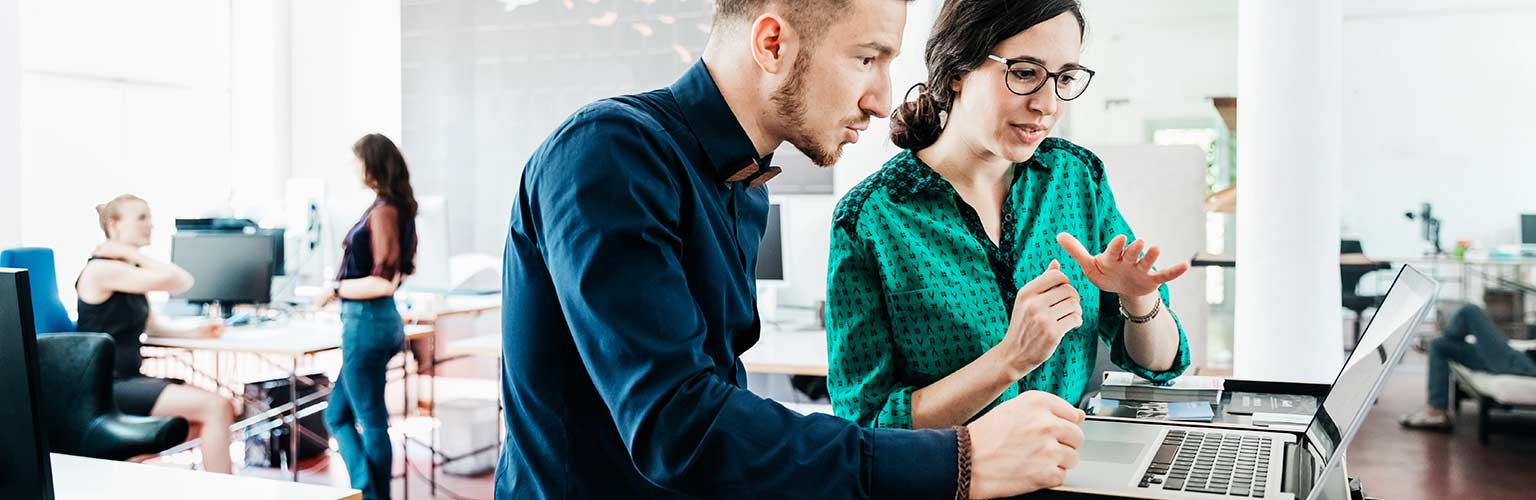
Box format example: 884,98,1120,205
1340,240,1384,344
35,333,189,460
0,247,78,334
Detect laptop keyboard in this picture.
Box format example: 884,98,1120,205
1137,430,1273,497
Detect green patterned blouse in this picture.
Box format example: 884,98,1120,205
825,137,1190,429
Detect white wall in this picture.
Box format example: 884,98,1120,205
288,0,401,192
286,0,403,276
1340,0,1536,258
18,0,233,303
229,0,292,216
1093,145,1211,370
1067,0,1237,144
12,0,403,302
0,0,18,248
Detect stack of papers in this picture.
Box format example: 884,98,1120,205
1090,398,1216,422
1100,372,1224,403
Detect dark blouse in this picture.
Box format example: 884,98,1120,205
338,199,416,282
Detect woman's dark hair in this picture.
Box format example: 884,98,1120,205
353,133,418,275
353,133,418,219
890,0,1086,150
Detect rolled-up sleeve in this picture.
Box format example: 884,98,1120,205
826,221,917,429
1088,158,1191,384
529,106,958,499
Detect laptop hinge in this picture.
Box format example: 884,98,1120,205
1281,440,1317,498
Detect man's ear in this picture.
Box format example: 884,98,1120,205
748,13,792,75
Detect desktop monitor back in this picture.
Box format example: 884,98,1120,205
1523,214,1536,245
0,269,55,500
171,233,274,305
756,203,784,282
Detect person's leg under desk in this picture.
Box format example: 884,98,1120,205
150,384,236,473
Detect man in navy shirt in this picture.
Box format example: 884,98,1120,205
498,0,1087,497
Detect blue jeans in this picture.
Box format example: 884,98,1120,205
1427,304,1536,409
325,297,404,500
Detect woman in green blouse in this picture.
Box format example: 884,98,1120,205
826,0,1193,430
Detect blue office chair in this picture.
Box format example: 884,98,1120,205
0,247,78,334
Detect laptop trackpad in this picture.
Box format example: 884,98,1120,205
1081,440,1145,464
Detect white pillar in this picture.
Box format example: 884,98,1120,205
1234,0,1343,383
0,0,19,248
229,0,293,210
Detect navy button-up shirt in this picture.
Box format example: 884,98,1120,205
498,61,959,498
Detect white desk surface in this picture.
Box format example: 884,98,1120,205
401,293,501,323
52,453,360,500
740,325,829,377
447,326,829,375
443,334,501,358
142,320,434,356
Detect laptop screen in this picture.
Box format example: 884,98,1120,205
1301,265,1437,495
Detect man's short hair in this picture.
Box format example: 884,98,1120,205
712,0,852,43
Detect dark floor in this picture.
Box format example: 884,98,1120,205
1346,349,1536,500
164,345,1536,500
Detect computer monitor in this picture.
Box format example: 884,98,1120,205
756,204,784,283
171,233,274,307
178,223,286,277
0,269,55,499
1522,214,1536,245
261,228,287,277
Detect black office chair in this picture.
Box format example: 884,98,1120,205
1340,240,1385,344
35,333,189,460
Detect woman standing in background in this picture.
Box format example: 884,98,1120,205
314,133,418,500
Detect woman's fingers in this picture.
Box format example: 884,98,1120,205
1055,232,1098,272
1137,246,1161,272
1120,239,1145,262
1150,262,1191,283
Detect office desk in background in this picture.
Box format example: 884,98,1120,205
1191,252,1390,270
141,320,435,483
740,325,829,377
400,293,501,324
52,453,359,500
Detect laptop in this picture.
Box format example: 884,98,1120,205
1057,265,1438,500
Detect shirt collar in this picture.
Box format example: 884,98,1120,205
669,61,777,185
884,149,1050,202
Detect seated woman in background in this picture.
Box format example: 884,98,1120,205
826,0,1191,431
75,194,235,473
